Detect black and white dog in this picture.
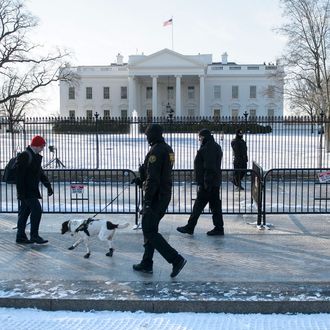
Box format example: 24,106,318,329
61,218,129,259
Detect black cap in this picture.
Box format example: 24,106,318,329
198,129,212,138
236,128,243,135
145,124,163,145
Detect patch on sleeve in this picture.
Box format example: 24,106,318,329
169,153,175,165
149,155,157,163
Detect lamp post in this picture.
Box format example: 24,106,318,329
243,110,249,134
166,102,174,122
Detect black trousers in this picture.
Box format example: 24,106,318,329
233,161,247,188
141,194,179,267
17,198,42,239
187,186,224,230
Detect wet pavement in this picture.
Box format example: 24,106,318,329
0,212,329,313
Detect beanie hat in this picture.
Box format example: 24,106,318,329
236,129,243,138
145,124,163,145
31,135,46,147
198,129,212,138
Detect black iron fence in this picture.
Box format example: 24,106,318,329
1,115,329,170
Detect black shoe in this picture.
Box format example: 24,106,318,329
30,236,48,244
16,237,33,244
171,257,187,278
176,226,194,235
132,263,153,274
207,227,224,236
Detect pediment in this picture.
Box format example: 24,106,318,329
130,49,204,69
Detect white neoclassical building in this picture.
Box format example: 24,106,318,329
59,48,283,118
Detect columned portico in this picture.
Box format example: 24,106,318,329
199,75,205,116
128,76,135,116
175,75,182,116
152,75,158,116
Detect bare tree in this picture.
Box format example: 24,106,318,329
277,0,330,150
0,0,74,116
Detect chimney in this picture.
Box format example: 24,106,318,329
116,53,124,65
221,52,228,64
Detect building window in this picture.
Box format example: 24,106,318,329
188,86,195,99
121,86,127,99
232,109,239,117
121,109,127,118
167,86,174,99
214,109,221,117
232,86,239,99
86,110,93,118
146,109,153,118
267,85,275,98
250,109,256,117
104,110,110,118
68,87,75,100
268,108,274,117
146,87,152,99
214,85,221,99
250,85,257,99
86,87,92,99
69,110,75,118
103,87,110,99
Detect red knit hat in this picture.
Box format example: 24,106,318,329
30,135,46,147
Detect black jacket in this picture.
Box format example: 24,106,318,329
194,135,222,188
16,146,51,200
143,138,174,204
231,137,248,164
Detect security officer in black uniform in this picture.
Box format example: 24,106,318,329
132,124,186,278
231,128,248,191
177,129,224,236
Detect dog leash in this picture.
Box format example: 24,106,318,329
90,185,130,219
12,185,130,230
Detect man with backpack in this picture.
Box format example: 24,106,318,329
15,135,53,244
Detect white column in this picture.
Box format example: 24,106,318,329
175,75,182,117
199,75,205,116
152,75,158,117
128,76,135,116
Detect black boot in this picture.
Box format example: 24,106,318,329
176,226,194,235
132,262,153,274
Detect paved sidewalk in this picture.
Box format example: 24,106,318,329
0,212,329,313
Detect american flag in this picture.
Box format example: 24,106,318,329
163,18,173,27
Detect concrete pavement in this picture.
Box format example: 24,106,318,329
0,212,329,313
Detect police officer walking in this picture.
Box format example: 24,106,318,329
231,128,248,191
132,124,186,278
177,129,224,236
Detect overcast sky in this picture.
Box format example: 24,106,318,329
26,0,287,115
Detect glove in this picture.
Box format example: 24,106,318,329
47,186,54,196
131,177,143,188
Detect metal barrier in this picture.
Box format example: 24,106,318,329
169,169,262,221
0,169,139,224
263,168,330,223
0,168,263,223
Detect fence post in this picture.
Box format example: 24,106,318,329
319,110,325,168
95,112,100,169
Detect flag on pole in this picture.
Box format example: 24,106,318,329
163,18,173,27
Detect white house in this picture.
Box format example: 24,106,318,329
59,48,283,118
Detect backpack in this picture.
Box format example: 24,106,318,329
2,150,32,184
